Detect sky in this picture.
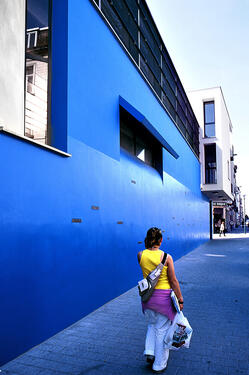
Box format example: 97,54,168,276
27,0,49,29
146,0,249,213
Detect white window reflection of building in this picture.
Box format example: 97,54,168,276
26,29,38,48
25,26,49,144
25,0,50,145
26,64,36,94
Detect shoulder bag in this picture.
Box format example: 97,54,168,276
138,252,167,303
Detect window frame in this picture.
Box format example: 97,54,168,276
26,62,36,95
203,100,215,138
204,143,217,184
120,106,163,174
26,30,38,49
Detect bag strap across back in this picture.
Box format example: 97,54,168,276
161,252,167,266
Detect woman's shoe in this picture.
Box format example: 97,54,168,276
152,350,169,373
146,355,155,364
152,366,167,374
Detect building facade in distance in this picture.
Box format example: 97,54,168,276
0,0,209,365
188,87,240,233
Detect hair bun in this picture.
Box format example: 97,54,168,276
144,227,162,248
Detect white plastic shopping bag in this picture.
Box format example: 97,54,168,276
164,311,193,350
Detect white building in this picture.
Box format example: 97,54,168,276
188,87,239,232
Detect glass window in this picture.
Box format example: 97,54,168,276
101,0,139,63
205,144,217,184
120,107,162,171
204,101,215,137
161,75,176,110
140,13,161,64
25,0,51,144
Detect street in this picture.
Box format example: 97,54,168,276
2,236,249,375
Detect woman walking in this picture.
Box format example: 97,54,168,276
137,227,183,373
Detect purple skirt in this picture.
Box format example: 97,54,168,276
142,289,176,321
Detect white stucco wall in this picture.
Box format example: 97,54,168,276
219,90,233,196
188,87,233,200
0,0,25,134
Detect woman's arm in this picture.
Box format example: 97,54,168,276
167,254,184,310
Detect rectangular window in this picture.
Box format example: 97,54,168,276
204,144,217,184
120,107,162,172
26,64,36,94
25,0,51,145
204,101,215,137
26,30,38,48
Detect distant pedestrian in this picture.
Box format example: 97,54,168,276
216,219,221,234
219,221,225,237
137,227,184,373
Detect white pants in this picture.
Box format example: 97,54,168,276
144,309,171,371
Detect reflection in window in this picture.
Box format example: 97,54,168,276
25,0,51,144
120,106,162,172
204,101,215,137
205,144,217,184
26,64,36,94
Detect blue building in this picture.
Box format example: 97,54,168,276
0,0,209,365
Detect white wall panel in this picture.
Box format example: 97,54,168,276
0,0,25,134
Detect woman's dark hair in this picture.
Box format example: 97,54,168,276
144,227,162,248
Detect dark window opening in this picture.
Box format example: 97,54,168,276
204,101,215,137
25,0,51,144
205,144,217,184
120,107,162,173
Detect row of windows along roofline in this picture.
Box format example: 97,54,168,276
90,0,200,158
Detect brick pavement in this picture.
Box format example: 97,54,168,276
1,237,249,375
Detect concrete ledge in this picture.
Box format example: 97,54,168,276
0,127,71,157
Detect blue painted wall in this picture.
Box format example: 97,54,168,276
0,0,209,365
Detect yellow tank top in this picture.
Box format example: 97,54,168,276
139,249,171,290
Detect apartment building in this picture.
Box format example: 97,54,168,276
188,87,239,232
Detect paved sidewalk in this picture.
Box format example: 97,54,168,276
1,238,249,375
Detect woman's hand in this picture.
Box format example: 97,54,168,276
178,301,184,311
